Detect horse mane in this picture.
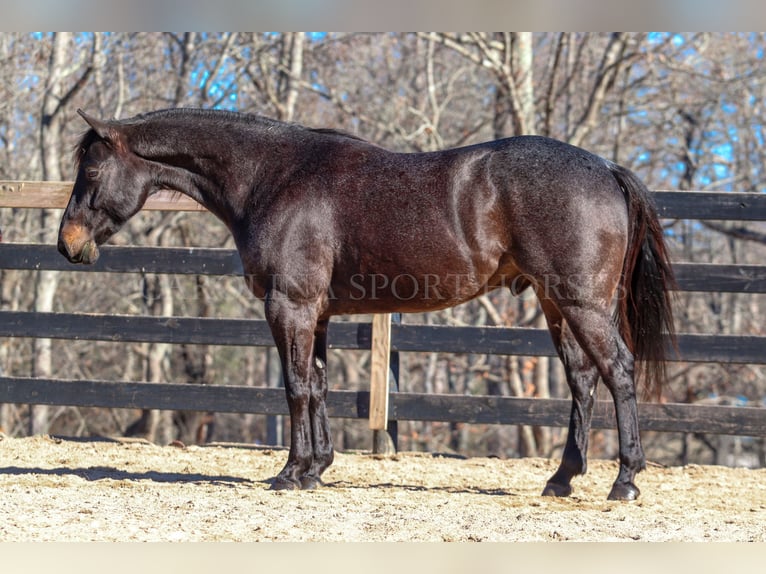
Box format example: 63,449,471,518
73,108,370,166
306,127,368,142
131,108,370,143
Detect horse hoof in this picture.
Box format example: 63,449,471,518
300,475,323,490
607,482,640,501
270,477,301,491
542,481,572,497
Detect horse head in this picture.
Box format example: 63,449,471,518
58,109,154,264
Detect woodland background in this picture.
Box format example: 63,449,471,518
0,32,764,466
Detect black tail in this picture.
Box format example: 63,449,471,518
608,162,677,400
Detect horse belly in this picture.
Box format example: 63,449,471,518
327,229,507,315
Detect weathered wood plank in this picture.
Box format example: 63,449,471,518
0,310,276,346
0,376,366,418
390,393,766,436
0,243,243,275
0,377,287,415
652,190,766,221
3,182,766,220
0,311,764,364
0,181,206,211
2,377,763,436
673,263,766,293
4,244,766,294
368,313,392,430
377,323,763,365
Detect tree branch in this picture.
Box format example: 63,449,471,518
569,32,630,147
702,221,766,245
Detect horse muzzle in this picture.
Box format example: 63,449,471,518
58,223,100,264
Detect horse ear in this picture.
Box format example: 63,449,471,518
77,109,111,138
77,109,127,151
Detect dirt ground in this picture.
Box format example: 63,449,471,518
1,433,764,542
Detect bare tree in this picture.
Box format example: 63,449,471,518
30,32,92,434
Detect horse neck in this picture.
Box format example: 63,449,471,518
132,120,285,226
151,160,235,223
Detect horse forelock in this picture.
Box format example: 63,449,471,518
72,128,103,170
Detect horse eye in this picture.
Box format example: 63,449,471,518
85,167,100,180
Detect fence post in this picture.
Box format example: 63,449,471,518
370,312,400,454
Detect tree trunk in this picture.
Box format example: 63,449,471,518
514,32,536,136
30,32,71,435
283,32,304,122
139,273,175,444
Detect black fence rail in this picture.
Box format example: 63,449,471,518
1,189,766,439
0,309,764,365
1,377,763,436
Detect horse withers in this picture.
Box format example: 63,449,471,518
58,108,675,500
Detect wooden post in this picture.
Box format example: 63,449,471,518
369,313,392,430
370,312,400,455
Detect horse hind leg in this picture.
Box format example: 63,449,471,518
555,302,644,501
539,299,600,498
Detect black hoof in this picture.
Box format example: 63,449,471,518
607,482,640,501
542,481,573,497
270,477,301,491
299,475,323,490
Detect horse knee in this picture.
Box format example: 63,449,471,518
285,383,310,404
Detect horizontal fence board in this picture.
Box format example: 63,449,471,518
0,181,206,211
2,182,766,221
0,243,243,275
347,322,766,365
652,190,766,221
0,310,764,364
0,377,288,415
672,263,766,293
329,321,558,356
1,377,763,436
2,243,766,294
0,310,276,346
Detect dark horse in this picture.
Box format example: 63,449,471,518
58,108,675,500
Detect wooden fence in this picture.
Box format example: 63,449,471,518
1,181,765,443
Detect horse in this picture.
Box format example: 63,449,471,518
57,107,675,500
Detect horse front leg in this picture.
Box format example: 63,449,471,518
265,290,321,490
299,319,334,489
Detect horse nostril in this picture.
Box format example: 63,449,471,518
57,237,71,258
57,236,84,263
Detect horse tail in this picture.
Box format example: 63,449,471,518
607,161,677,400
